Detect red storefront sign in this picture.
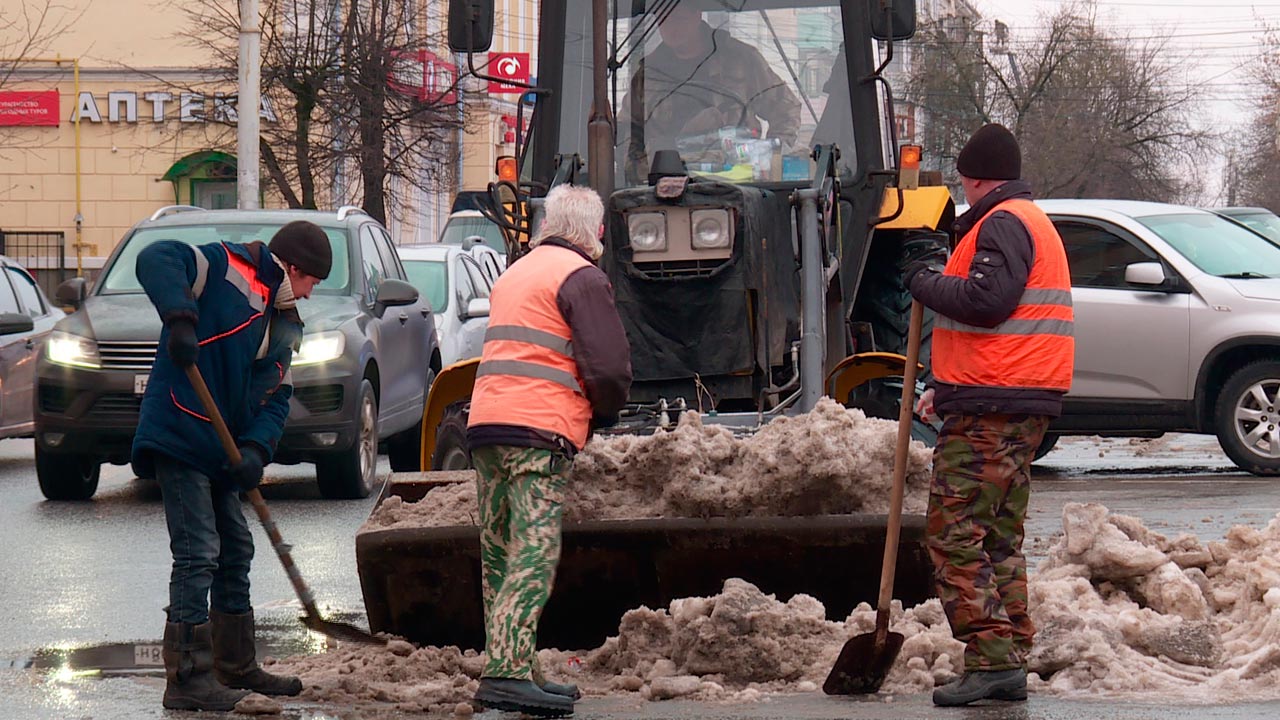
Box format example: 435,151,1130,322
0,90,60,126
486,52,530,94
389,50,459,105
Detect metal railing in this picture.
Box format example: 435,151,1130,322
0,229,68,299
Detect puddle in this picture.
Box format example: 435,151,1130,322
6,610,365,677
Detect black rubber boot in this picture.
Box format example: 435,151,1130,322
162,621,251,711
540,680,582,700
474,677,574,716
933,668,1028,706
210,608,303,696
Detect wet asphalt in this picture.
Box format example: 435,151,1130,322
2,434,1279,719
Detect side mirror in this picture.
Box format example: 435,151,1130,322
463,298,491,319
1124,262,1167,286
870,0,916,41
55,277,88,309
375,278,420,309
448,0,494,53
0,312,34,335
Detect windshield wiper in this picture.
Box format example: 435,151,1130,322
1220,271,1272,279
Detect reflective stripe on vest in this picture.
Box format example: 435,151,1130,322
468,243,595,449
933,199,1075,392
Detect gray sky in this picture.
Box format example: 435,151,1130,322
976,0,1278,200
979,0,1275,122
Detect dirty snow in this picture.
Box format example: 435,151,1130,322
291,503,1280,712
359,398,933,531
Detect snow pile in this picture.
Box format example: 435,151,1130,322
576,578,961,699
1026,502,1280,700
314,499,1280,713
272,639,483,715
360,398,932,531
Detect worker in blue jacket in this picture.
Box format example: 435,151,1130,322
132,220,331,711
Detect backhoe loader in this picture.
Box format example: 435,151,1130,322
357,0,956,650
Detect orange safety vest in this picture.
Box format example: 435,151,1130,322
932,199,1075,392
468,243,595,449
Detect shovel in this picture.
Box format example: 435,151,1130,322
183,365,386,646
823,299,924,694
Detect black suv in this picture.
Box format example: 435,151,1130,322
35,206,440,500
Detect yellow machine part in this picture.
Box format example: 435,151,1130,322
875,186,954,231
417,358,479,470
826,351,921,404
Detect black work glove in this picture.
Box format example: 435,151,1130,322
228,445,266,491
165,317,199,368
902,233,950,289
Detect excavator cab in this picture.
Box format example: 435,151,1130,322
358,0,954,650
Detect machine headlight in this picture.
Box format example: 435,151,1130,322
292,331,345,366
46,331,101,369
691,209,733,249
628,212,667,252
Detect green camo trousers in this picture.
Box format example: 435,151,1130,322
472,444,570,680
927,413,1048,672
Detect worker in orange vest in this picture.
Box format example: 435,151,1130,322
905,123,1074,707
467,184,632,716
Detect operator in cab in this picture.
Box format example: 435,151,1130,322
622,1,801,180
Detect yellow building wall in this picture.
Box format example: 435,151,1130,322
0,74,238,260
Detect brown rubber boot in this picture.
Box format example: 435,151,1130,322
162,621,251,711
210,608,303,696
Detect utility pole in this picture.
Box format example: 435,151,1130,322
238,0,261,209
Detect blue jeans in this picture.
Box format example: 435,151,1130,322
157,454,255,624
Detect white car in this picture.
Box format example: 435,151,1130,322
1034,199,1280,474
398,244,502,366
441,209,508,262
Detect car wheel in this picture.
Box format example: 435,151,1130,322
1033,433,1060,462
36,447,101,501
317,379,379,498
431,402,471,471
1215,360,1280,476
387,368,435,473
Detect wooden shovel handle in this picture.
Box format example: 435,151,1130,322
182,364,323,620
874,300,923,640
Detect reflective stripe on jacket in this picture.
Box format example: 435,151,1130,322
468,244,595,450
933,199,1075,392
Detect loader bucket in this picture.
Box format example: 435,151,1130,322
357,475,934,650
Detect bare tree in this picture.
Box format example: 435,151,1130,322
0,0,82,88
1235,27,1280,211
174,0,465,222
905,3,1210,202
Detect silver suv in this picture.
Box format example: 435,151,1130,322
1035,199,1280,475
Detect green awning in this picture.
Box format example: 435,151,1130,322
161,150,237,181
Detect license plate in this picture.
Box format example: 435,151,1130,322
134,374,149,395
133,643,163,666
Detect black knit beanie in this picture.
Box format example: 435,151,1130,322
269,220,332,279
956,123,1021,180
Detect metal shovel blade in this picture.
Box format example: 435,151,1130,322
822,629,905,695
301,613,387,646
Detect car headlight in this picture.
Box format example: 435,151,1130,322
292,331,345,366
691,209,733,249
628,212,667,252
46,331,101,369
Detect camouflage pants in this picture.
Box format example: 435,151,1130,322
927,413,1048,672
472,444,570,680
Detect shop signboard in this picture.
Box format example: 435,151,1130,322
0,90,60,127
486,52,530,94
